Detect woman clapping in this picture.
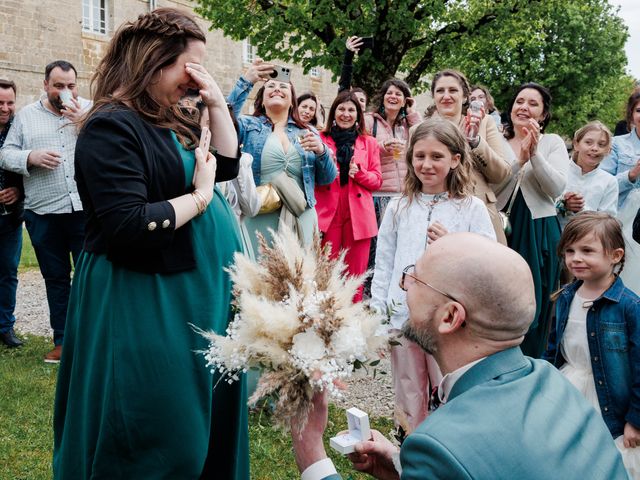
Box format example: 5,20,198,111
315,91,382,301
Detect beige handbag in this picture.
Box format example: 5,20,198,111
256,184,282,214
499,171,524,237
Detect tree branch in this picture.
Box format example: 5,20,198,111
405,1,526,85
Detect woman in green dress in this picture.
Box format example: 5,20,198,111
495,83,569,358
53,9,249,479
231,78,337,257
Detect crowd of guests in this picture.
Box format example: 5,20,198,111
1,7,640,480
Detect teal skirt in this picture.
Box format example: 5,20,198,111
53,188,249,479
508,191,561,359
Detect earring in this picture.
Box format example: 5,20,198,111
332,120,337,127
380,105,385,116
355,121,359,129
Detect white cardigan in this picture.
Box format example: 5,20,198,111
494,133,569,219
370,194,496,329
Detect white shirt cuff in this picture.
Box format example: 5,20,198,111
392,451,403,476
301,458,338,480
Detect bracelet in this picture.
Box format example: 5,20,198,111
191,189,209,216
191,191,205,216
194,189,209,215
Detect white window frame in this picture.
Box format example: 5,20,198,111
243,40,258,64
82,0,108,35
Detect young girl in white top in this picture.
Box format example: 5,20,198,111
544,212,640,478
557,121,618,229
371,118,495,436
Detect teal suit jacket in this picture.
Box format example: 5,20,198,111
400,348,627,479
322,348,628,479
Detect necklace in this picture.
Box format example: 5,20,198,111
420,192,449,249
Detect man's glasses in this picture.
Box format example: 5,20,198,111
399,264,460,304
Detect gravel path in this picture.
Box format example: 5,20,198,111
13,270,394,418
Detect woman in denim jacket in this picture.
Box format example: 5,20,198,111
601,89,640,296
543,212,640,477
231,77,336,256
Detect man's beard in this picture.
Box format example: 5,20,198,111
48,94,63,112
402,320,438,355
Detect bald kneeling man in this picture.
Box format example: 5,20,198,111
292,233,628,480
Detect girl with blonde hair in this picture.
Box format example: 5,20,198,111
557,121,618,229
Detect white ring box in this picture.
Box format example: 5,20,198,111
329,407,371,455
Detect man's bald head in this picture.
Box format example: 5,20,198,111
417,233,536,343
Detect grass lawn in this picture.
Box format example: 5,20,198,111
0,337,393,479
19,227,38,271
5,233,394,478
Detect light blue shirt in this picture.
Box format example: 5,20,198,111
601,128,640,208
0,97,90,214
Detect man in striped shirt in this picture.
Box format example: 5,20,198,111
0,60,90,363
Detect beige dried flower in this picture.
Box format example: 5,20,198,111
202,226,388,431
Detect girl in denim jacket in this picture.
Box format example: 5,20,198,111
544,212,640,478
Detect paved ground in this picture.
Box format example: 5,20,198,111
14,270,394,418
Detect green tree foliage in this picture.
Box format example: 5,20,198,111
195,0,631,136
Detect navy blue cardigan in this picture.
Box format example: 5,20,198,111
75,106,239,273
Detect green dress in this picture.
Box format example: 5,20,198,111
53,136,249,479
508,191,561,359
243,134,318,257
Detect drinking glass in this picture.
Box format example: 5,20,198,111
393,125,406,161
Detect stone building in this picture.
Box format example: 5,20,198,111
0,0,340,112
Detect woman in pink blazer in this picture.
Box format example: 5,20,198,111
315,90,382,301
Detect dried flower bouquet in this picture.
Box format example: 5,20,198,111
200,227,387,430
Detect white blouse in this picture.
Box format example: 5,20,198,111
558,161,618,228
370,193,496,329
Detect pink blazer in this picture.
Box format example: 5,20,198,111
315,134,382,241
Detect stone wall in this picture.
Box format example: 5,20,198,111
0,0,341,113
0,0,432,116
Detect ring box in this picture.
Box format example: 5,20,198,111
329,407,370,455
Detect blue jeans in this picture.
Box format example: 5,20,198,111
0,217,22,334
24,210,85,346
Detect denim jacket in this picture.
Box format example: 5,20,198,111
228,78,336,208
226,76,253,119
543,276,640,437
601,128,640,208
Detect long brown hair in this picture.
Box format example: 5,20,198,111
503,83,552,140
470,84,496,113
403,118,474,203
371,78,411,127
430,69,471,115
322,90,366,136
252,81,306,129
81,8,206,146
